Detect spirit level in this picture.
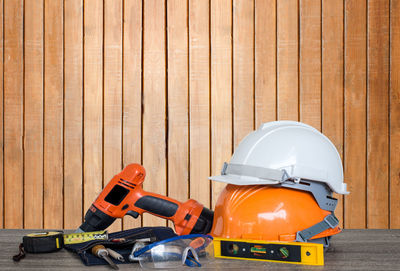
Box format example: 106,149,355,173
213,237,324,266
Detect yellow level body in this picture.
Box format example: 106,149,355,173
213,237,324,266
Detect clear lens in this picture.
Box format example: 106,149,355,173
135,235,213,269
139,245,183,268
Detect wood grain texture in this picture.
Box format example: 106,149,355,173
44,0,64,229
299,0,321,130
367,0,389,229
4,0,24,228
1,229,400,270
322,0,344,227
122,0,142,230
211,0,232,208
277,0,298,121
64,0,83,229
83,0,103,212
103,0,123,232
233,0,254,147
390,0,400,229
344,0,367,229
189,0,210,207
142,0,167,226
255,0,276,126
167,0,189,205
0,0,3,229
0,0,399,230
24,0,44,229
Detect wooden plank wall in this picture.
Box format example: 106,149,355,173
0,0,398,230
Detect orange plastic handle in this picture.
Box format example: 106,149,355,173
93,163,204,235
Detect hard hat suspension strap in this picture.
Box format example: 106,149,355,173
221,162,289,183
280,179,338,212
221,162,338,212
295,214,339,243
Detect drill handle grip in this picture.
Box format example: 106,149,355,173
133,195,179,218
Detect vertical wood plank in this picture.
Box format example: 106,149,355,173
122,0,142,229
0,0,3,228
299,0,321,130
211,0,232,207
391,0,400,229
4,0,23,228
167,0,188,203
255,0,276,126
277,0,298,120
64,0,83,229
322,0,344,227
189,0,210,207
24,0,43,229
142,0,166,226
83,0,103,212
233,0,254,146
367,0,389,229
1,0,398,231
103,0,123,232
344,0,367,229
44,0,64,229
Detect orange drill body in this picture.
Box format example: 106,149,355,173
79,164,213,235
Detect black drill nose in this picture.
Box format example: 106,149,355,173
78,205,116,232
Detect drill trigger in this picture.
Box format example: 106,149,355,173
126,210,140,219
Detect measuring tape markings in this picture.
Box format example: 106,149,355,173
63,231,108,245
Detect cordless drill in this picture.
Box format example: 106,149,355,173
77,164,214,235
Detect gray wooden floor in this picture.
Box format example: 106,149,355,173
0,229,399,270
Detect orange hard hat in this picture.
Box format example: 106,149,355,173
210,184,341,243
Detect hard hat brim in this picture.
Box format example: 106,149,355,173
208,174,280,186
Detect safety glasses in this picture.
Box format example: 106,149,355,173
132,234,213,268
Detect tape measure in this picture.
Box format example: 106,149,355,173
23,232,64,253
21,231,108,253
213,237,324,266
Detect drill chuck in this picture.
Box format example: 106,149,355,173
78,205,116,232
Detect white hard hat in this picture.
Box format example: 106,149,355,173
209,121,349,195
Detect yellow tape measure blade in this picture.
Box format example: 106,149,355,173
63,231,108,244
